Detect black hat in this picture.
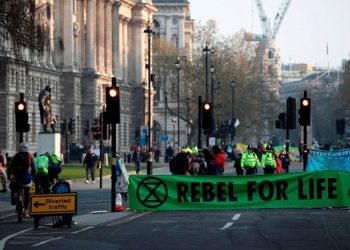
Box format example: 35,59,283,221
247,144,253,150
266,145,272,150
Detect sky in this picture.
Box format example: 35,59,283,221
189,0,350,69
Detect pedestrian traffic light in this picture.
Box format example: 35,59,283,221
102,112,110,140
15,101,29,132
276,112,286,130
202,102,212,130
336,119,345,135
106,77,120,124
287,97,296,130
299,98,311,126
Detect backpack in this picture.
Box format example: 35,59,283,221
12,152,30,175
198,161,208,175
45,152,62,176
35,155,49,175
169,157,178,174
45,152,62,166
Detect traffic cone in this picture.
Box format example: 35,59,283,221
115,193,124,212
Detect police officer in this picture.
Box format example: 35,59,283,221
241,144,260,175
261,145,276,174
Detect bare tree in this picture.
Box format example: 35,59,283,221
0,0,63,66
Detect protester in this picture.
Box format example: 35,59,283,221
233,153,243,175
210,145,226,176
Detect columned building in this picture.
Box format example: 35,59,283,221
0,0,194,157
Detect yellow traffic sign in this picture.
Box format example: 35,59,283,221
30,193,77,215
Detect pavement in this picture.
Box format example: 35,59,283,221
0,161,305,226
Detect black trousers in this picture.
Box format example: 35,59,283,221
245,167,256,175
264,165,275,174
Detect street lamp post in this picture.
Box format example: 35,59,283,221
164,91,168,160
142,81,146,125
186,97,190,146
175,56,181,149
144,24,153,175
210,58,215,137
203,42,211,101
230,79,236,140
172,117,176,156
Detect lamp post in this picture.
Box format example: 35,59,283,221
172,117,176,156
164,91,168,158
203,42,211,101
210,58,215,137
144,24,153,175
186,97,191,146
230,79,236,140
175,56,181,149
142,81,147,125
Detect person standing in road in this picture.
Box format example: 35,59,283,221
261,145,276,174
83,147,97,183
233,153,243,175
241,144,260,175
210,145,226,176
132,146,141,174
0,150,8,193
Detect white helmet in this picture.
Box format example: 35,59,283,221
19,141,29,151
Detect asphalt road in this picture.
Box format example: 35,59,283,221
1,161,349,250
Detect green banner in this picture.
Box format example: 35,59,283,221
129,171,350,210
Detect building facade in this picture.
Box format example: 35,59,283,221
0,0,194,158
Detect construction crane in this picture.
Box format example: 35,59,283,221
255,0,292,39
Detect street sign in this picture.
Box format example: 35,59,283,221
30,193,77,215
161,135,169,141
140,136,147,146
209,137,216,146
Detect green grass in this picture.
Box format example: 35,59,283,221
59,164,166,180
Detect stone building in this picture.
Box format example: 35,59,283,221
0,0,194,158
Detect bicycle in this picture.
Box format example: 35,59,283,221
15,180,26,223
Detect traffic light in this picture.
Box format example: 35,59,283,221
68,118,76,134
135,129,140,141
94,125,101,140
84,119,91,135
15,101,29,132
60,118,67,136
71,119,76,134
202,102,212,130
287,97,296,130
106,77,120,124
102,112,110,140
299,97,311,126
276,112,286,130
336,119,345,135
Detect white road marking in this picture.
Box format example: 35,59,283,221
232,213,241,220
0,228,33,250
32,237,63,247
221,213,242,230
220,222,234,230
71,226,94,234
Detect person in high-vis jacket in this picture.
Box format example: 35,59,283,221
241,144,260,175
261,145,276,174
